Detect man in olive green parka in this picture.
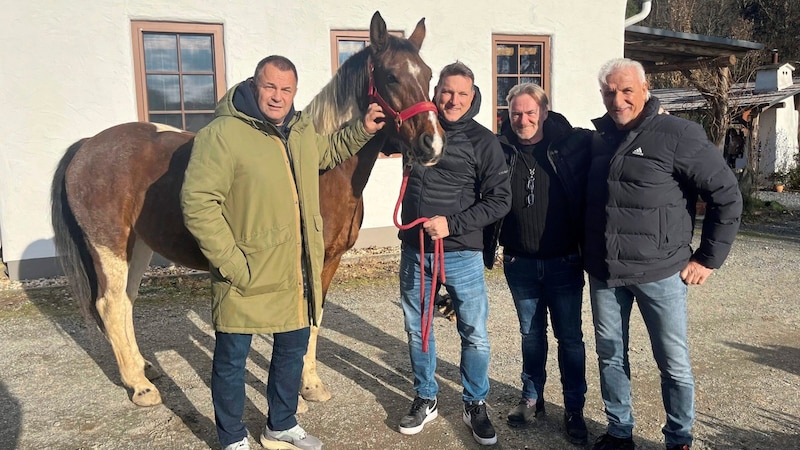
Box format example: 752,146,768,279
181,55,385,450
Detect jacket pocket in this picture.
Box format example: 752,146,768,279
235,226,293,296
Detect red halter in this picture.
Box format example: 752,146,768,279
368,62,438,132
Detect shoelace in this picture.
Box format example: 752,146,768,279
409,397,428,413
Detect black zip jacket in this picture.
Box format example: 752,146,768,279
399,86,511,252
584,97,743,287
483,112,592,268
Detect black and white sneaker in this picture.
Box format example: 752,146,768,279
463,400,497,445
398,396,438,435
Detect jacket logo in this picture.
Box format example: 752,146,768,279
631,147,644,156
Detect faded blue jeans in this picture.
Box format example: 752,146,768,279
589,272,694,448
503,252,587,412
399,245,490,403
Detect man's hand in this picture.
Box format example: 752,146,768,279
364,103,386,134
680,260,713,285
422,215,450,240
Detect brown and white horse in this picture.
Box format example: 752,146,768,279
50,11,443,407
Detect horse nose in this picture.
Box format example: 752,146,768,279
417,133,444,166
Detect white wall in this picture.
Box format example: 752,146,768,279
757,98,800,176
0,0,625,278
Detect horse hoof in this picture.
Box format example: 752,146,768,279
132,387,162,407
144,361,162,381
301,385,332,403
297,396,309,414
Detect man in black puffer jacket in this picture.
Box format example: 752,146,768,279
484,83,591,445
396,61,511,447
586,58,742,450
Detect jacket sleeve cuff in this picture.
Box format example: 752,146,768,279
218,251,246,283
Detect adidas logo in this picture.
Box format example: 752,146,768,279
631,147,644,156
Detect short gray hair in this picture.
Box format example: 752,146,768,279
506,83,549,110
597,58,651,100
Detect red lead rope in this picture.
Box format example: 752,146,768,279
393,167,446,352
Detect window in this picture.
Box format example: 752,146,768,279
330,30,404,158
492,35,551,132
330,30,404,73
131,21,226,132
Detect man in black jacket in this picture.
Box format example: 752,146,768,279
396,61,511,446
486,83,591,445
586,58,743,450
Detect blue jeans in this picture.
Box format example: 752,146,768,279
589,273,694,447
503,253,587,411
400,245,490,403
211,327,310,446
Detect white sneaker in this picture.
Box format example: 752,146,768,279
260,424,323,450
222,436,250,450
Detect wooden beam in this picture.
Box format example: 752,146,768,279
639,55,737,74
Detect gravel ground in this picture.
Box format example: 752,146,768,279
1,192,799,450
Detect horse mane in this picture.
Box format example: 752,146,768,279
305,48,371,134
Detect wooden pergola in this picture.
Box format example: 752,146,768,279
625,25,765,147
625,25,764,73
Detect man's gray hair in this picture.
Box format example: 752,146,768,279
506,83,549,110
597,58,651,100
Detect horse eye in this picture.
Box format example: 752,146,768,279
386,74,398,83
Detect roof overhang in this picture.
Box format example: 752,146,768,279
651,77,800,115
625,25,764,73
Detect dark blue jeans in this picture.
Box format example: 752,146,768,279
503,253,587,411
211,327,310,446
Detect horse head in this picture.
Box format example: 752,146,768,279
367,11,444,166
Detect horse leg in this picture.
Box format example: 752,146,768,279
126,236,161,381
93,244,162,407
300,255,343,402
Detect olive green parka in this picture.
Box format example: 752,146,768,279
181,82,374,334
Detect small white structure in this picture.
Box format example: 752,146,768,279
654,63,800,182
752,63,799,177
755,62,796,93
1,0,627,280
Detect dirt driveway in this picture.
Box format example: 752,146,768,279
1,225,799,450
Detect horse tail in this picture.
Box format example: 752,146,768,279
51,139,104,333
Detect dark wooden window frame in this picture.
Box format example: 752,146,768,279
492,34,551,132
131,21,226,130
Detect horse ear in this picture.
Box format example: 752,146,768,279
370,11,388,53
408,18,426,50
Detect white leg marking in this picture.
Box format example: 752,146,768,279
127,237,154,302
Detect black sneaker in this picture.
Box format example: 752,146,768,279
398,396,438,435
463,400,497,445
593,433,636,450
507,398,545,427
564,410,588,445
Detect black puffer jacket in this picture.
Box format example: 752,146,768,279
584,97,743,287
399,86,511,252
483,112,592,268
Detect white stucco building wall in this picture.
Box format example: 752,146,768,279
0,0,625,279
757,101,800,176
